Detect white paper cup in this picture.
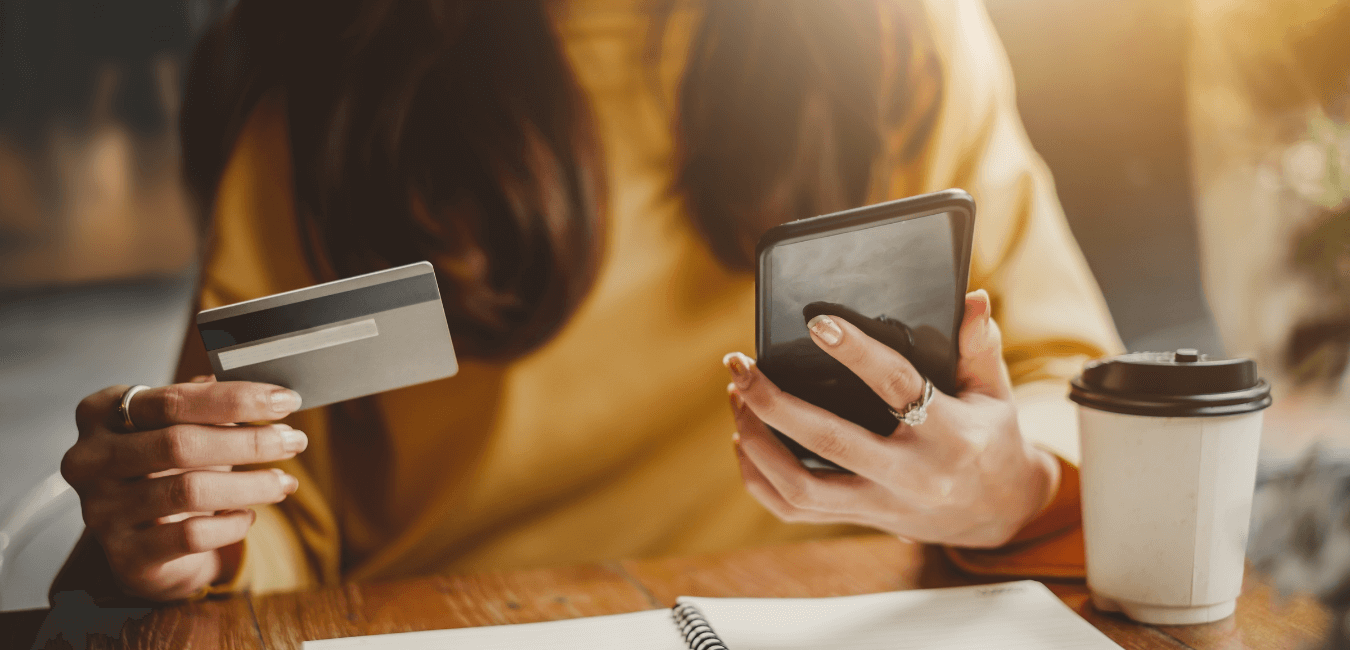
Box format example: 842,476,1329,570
1070,349,1271,625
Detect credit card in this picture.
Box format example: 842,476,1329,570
196,261,458,409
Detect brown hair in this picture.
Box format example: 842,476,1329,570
181,0,938,360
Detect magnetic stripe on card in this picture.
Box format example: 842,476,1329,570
216,319,379,370
198,273,439,350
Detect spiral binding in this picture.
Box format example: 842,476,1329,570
671,602,729,650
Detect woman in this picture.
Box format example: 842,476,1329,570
56,0,1119,602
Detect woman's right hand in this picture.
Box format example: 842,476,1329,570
61,379,307,601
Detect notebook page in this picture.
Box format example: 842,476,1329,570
301,608,686,650
678,581,1122,650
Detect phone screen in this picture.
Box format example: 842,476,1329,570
758,209,967,467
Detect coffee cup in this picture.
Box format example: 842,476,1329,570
1070,349,1272,625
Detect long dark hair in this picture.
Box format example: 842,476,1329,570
181,0,939,360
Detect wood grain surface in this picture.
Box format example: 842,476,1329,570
7,595,260,650
1,534,1328,650
250,563,656,649
1155,571,1330,650
91,597,261,650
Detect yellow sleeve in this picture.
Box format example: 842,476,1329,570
890,0,1124,462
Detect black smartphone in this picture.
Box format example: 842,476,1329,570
755,189,976,471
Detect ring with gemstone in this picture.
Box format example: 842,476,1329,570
889,377,934,426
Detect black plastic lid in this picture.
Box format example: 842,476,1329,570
1069,349,1272,417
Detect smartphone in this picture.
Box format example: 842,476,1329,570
755,189,976,471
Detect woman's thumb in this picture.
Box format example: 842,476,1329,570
956,289,1013,399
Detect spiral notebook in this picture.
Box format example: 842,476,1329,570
302,580,1123,649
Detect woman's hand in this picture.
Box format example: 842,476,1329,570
61,378,307,601
724,289,1060,548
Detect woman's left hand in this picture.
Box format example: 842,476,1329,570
723,289,1059,548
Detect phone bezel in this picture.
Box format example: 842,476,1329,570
754,189,977,395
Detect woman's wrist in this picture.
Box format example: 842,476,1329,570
993,443,1069,548
982,444,1063,548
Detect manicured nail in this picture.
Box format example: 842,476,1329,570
732,431,742,447
271,389,302,413
272,468,299,494
722,352,755,390
280,427,308,454
807,315,843,346
729,390,744,412
972,290,992,323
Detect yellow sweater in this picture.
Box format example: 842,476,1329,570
77,0,1119,597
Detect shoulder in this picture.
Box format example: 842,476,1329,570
915,0,1016,148
878,0,1025,204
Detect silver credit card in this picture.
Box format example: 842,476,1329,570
196,261,458,409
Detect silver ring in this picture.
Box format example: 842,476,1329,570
889,377,934,426
117,385,150,432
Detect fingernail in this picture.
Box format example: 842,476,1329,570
729,390,744,411
271,389,302,413
272,468,299,494
732,431,741,447
807,315,843,346
971,290,992,324
280,428,308,454
722,352,755,390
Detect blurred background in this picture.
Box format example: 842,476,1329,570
0,0,1346,612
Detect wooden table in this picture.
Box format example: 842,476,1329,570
1,534,1328,650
